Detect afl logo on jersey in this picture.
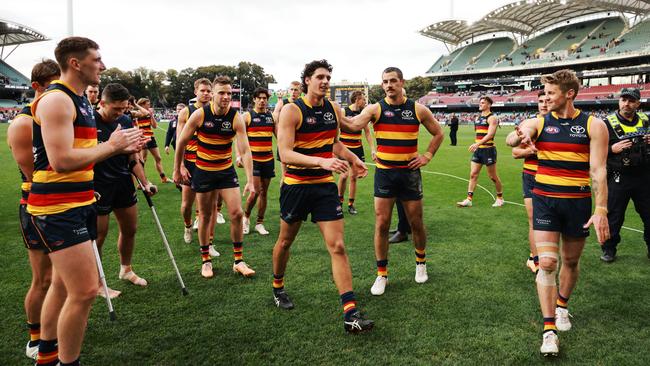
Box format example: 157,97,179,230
384,110,395,118
306,117,317,125
204,121,214,128
401,110,414,120
544,126,560,134
252,117,261,123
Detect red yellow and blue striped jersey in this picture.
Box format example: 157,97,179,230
15,104,33,204
246,110,274,162
196,102,237,172
135,113,154,137
184,102,201,162
339,106,362,149
283,97,338,185
522,114,543,175
475,113,494,148
373,98,421,169
27,80,97,215
533,110,592,199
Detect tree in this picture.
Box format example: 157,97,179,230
404,76,433,101
368,84,384,103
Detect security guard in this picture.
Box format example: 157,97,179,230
601,87,650,262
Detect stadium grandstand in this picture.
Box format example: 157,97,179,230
417,0,650,121
0,18,48,121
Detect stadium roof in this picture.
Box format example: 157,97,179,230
0,18,48,47
419,0,650,45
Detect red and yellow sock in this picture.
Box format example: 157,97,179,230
200,245,210,263
497,192,503,199
377,259,388,278
37,338,58,366
27,322,40,347
348,198,355,206
557,293,569,309
340,291,357,321
273,273,284,291
543,317,557,334
233,242,243,264
415,248,426,265
467,191,474,200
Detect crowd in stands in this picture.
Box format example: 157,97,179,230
0,108,20,122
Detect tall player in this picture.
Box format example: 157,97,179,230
508,69,609,356
340,67,444,296
174,76,256,279
242,87,275,235
271,59,374,333
337,90,374,214
29,37,144,366
272,81,302,181
7,59,59,360
508,90,549,273
136,97,171,183
457,96,504,207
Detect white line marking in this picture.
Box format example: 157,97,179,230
365,162,642,234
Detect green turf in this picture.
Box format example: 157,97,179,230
1,123,648,365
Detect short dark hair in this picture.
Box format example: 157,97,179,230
300,59,333,93
194,78,211,90
213,75,232,87
382,67,403,80
537,90,546,97
31,59,60,85
101,83,130,103
480,96,493,105
54,37,99,72
253,87,269,99
350,90,364,104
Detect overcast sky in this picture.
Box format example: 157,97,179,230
3,0,514,87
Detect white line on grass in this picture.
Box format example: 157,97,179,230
365,162,642,234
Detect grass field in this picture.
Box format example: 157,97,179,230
1,123,649,365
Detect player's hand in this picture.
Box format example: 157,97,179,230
243,181,256,198
584,214,610,244
515,126,535,148
352,158,368,178
165,146,170,155
108,125,145,154
371,150,378,163
145,183,158,196
611,139,633,154
236,156,243,168
468,143,479,152
319,158,349,174
407,154,431,170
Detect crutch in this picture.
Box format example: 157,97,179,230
130,164,188,296
92,239,117,321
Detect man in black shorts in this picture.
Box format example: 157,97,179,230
29,37,144,366
242,87,275,235
7,59,59,360
271,59,373,333
341,67,444,296
94,83,158,298
136,97,171,183
457,96,504,207
337,90,373,215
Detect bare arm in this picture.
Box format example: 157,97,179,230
506,118,539,147
585,117,610,244
130,104,149,119
129,153,157,195
363,124,375,157
7,116,34,180
339,103,378,132
36,92,143,172
272,99,284,123
408,103,444,169
512,146,536,159
149,108,158,129
234,113,253,183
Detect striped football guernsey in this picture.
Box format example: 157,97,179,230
246,110,274,162
474,113,494,148
135,113,154,137
195,102,237,172
27,80,97,215
283,96,338,185
373,97,421,169
533,110,592,199
184,102,201,162
15,104,33,204
339,106,362,148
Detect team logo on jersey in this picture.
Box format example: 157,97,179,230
570,125,586,134
544,126,560,134
222,121,232,130
306,117,317,125
324,112,334,121
401,110,414,120
384,110,395,118
265,117,273,124
204,121,215,128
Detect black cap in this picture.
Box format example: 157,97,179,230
620,87,641,101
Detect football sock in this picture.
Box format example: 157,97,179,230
415,248,426,265
233,242,243,264
557,293,569,309
27,322,40,348
348,198,355,206
272,274,284,292
377,259,388,278
340,291,358,321
467,191,474,200
36,338,58,366
543,317,557,334
200,245,210,263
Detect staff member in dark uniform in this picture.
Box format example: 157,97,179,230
94,83,157,296
600,87,650,262
165,103,185,154
448,113,459,146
